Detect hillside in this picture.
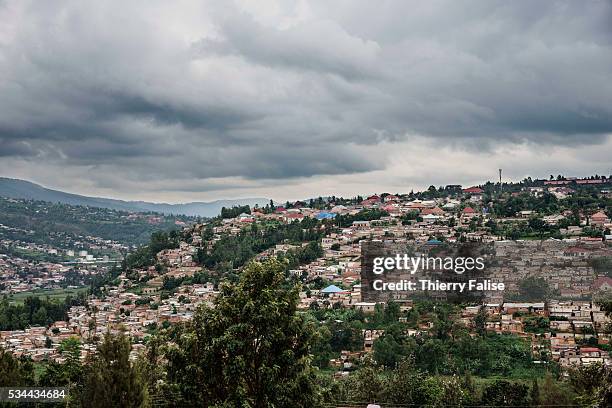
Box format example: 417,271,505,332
0,197,195,246
0,178,269,217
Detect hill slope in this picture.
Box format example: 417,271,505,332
0,178,269,217
0,196,192,246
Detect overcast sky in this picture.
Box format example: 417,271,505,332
1,0,611,203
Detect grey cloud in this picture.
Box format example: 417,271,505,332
0,139,38,157
0,0,611,197
196,14,381,80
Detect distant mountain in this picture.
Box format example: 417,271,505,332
0,178,269,217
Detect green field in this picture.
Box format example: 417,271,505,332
7,287,88,305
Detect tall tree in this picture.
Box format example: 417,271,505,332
164,258,320,407
530,378,540,406
473,305,488,336
81,332,148,408
481,380,529,407
0,347,35,387
539,372,575,407
341,356,386,404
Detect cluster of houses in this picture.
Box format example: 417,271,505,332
327,299,612,378
0,243,123,294
0,253,69,292
0,283,218,362
461,301,612,367
2,179,611,371
0,219,130,257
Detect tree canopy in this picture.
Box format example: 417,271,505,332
162,258,320,407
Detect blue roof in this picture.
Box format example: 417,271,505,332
315,212,337,219
427,239,442,244
321,284,344,293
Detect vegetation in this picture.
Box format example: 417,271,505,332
1,176,612,406
0,196,195,246
197,218,324,270
80,333,148,407
220,204,251,219
0,294,86,330
122,230,181,270
5,287,88,305
2,259,612,406
334,209,390,228
154,259,320,407
0,347,35,387
509,276,556,302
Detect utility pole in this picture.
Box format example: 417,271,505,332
498,168,502,194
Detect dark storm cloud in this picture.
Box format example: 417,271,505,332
0,0,611,194
196,13,381,81
0,139,38,157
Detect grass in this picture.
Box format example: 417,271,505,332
7,287,88,305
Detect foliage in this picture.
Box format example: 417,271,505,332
0,196,194,246
122,230,181,270
473,305,487,336
481,380,529,407
509,276,554,301
523,316,550,333
0,347,35,387
197,218,323,270
161,258,320,407
568,363,609,407
335,357,478,407
366,309,538,378
334,209,390,228
80,332,149,408
0,294,86,330
39,337,84,406
373,324,414,368
278,241,324,272
220,205,251,219
538,372,575,407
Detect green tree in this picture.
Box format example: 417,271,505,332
0,347,35,387
81,332,148,408
40,338,84,406
164,258,319,407
530,378,540,406
440,376,467,408
473,305,487,336
596,366,612,408
539,372,575,407
416,338,448,374
481,380,529,407
341,356,385,404
373,330,409,368
310,325,333,368
569,363,607,407
516,276,552,301
382,358,427,405
528,217,547,238
384,300,401,324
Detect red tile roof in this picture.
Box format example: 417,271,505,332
421,207,445,215
463,187,484,194
593,276,612,290
592,211,609,220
